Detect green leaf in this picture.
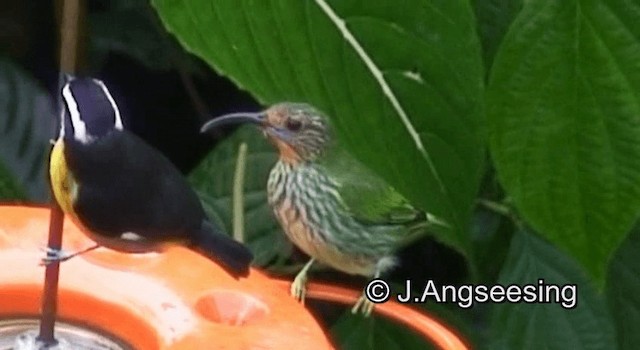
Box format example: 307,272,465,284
332,312,435,350
152,0,485,257
0,58,52,202
490,230,616,350
607,224,640,350
473,0,523,73
470,207,512,284
89,0,205,74
487,0,640,283
0,161,25,200
189,126,290,266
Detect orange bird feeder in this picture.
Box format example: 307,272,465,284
0,205,333,349
0,205,469,350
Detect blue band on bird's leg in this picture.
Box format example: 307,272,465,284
40,244,100,265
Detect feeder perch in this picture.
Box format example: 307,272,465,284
0,205,469,349
0,205,333,349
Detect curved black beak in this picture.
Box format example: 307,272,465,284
200,112,266,133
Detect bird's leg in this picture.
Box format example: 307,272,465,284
40,244,100,266
351,267,382,317
290,258,315,304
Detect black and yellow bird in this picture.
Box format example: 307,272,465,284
47,75,253,278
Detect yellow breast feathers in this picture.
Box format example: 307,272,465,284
49,139,78,215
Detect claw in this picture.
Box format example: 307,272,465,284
290,270,308,304
39,247,73,266
39,244,100,266
289,258,315,305
351,294,375,317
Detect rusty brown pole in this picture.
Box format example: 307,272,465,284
37,0,82,345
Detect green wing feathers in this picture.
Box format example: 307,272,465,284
319,148,448,241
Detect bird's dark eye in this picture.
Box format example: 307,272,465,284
285,118,302,131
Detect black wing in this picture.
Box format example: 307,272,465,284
66,130,205,240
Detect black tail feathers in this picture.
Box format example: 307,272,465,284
191,220,254,278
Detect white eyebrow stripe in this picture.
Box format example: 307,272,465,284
58,104,65,139
58,76,72,139
62,83,89,143
93,78,123,130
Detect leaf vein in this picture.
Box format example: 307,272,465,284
313,0,446,195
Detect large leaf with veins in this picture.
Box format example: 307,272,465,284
152,0,485,256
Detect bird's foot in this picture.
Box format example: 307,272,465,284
351,293,375,317
290,270,308,305
39,247,74,266
39,244,100,266
290,258,315,305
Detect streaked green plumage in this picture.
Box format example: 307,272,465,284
201,102,446,315
267,147,425,277
320,147,425,227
